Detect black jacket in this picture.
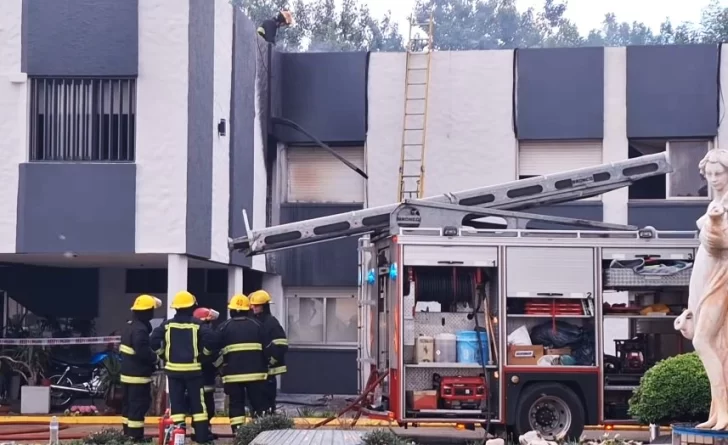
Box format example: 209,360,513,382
257,19,278,44
215,316,270,384
150,314,214,376
257,313,288,376
119,319,157,383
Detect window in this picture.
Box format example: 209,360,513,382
628,139,711,200
518,140,603,199
285,147,365,203
286,287,358,346
29,77,136,162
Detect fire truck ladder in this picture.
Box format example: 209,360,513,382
230,152,672,256
398,13,435,201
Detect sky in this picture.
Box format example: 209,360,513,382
356,0,728,36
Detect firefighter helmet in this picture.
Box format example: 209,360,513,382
130,294,162,311
249,290,272,305
170,291,197,309
193,307,219,321
228,294,250,311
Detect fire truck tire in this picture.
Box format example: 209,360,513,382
514,382,585,440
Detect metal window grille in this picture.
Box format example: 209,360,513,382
28,78,136,162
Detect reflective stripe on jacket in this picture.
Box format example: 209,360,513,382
150,315,213,375
216,316,269,384
258,313,288,376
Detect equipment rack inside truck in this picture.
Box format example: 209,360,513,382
231,152,699,438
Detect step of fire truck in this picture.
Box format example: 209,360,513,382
230,152,671,255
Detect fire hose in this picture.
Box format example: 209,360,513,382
312,368,389,429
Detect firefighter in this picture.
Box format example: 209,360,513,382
257,10,294,44
192,307,220,440
216,294,269,433
120,294,162,441
150,291,215,443
248,290,288,414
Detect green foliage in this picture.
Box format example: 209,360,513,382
362,429,416,445
67,427,153,445
628,352,711,425
234,413,296,445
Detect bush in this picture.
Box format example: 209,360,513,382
234,413,295,445
628,352,710,424
67,427,153,445
361,429,416,445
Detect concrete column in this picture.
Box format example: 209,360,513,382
166,254,188,319
602,47,629,225
227,266,243,300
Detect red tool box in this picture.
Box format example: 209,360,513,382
525,300,584,316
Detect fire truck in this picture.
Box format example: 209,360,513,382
231,152,699,439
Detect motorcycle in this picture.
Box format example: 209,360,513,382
48,349,121,409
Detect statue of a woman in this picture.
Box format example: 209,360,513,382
680,148,728,430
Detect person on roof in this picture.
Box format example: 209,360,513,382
120,294,162,441
249,290,288,414
150,291,215,443
257,10,294,44
215,294,270,433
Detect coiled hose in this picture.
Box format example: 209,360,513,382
413,267,474,307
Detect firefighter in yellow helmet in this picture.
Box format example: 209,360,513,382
257,9,294,44
150,291,215,443
249,290,288,414
215,294,270,433
120,295,162,441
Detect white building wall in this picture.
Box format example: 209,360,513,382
210,2,233,264
135,0,189,254
425,51,517,195
366,51,516,207
0,0,25,253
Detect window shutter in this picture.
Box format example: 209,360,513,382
519,141,603,176
286,147,365,203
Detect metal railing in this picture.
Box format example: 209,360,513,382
28,77,136,162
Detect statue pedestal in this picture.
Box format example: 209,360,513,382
672,425,728,445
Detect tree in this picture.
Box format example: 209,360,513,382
231,0,403,52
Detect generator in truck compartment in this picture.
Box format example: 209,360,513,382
436,375,486,410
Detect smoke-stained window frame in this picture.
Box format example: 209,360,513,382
28,77,137,163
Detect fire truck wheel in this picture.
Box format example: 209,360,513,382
515,382,585,440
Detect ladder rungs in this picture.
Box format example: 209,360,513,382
403,158,422,162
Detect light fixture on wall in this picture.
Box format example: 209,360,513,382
218,119,227,137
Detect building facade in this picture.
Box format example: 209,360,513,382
0,0,724,396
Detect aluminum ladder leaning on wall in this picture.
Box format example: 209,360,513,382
397,12,435,202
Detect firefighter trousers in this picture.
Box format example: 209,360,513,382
225,381,267,432
264,376,278,413
167,374,210,442
203,385,215,419
121,382,151,440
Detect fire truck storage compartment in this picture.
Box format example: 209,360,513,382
402,245,499,420
600,246,694,422
506,247,595,298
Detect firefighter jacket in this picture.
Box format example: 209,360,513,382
150,314,215,376
119,319,158,384
257,313,288,376
215,316,270,384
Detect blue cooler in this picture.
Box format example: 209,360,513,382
456,330,489,365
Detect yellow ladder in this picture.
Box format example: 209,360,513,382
397,13,434,202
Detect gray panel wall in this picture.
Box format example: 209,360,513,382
525,203,603,230
185,0,215,259
228,10,257,267
279,204,362,286
0,266,99,319
282,348,357,395
22,0,138,76
16,163,136,254
517,47,604,140
274,52,368,144
628,202,704,231
627,45,719,138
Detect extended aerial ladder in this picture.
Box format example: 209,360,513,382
397,13,435,201
230,152,672,256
